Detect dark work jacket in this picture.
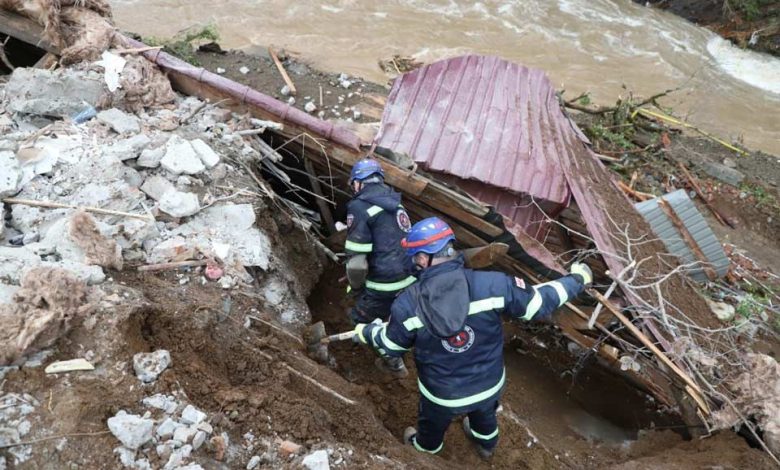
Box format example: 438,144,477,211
362,255,585,414
345,183,414,290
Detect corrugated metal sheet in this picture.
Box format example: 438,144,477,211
635,190,729,281
375,55,582,206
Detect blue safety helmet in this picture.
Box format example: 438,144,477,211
349,158,384,184
401,217,456,257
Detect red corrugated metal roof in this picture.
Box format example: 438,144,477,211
375,55,586,206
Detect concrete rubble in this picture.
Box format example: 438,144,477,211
133,350,171,383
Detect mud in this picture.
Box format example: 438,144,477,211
68,211,123,271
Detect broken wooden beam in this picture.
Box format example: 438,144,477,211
269,47,297,96
0,10,59,54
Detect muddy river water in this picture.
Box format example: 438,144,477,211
111,0,779,155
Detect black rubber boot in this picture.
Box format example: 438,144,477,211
462,417,495,460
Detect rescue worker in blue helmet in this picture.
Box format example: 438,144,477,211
354,217,592,459
344,158,416,378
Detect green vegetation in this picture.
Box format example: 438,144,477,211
726,0,775,21
738,182,779,209
584,124,634,150
144,25,219,66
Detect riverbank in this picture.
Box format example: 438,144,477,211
638,0,779,56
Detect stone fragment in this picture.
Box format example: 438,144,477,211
156,418,180,439
280,85,291,96
278,439,301,456
107,411,154,450
0,283,20,305
196,422,213,434
239,66,250,74
173,425,197,444
159,190,201,218
246,455,261,470
0,151,21,198
302,450,330,470
142,394,178,413
190,139,220,169
97,109,141,134
160,136,205,175
140,176,175,202
132,350,171,383
701,161,745,187
192,430,206,450
106,135,152,161
137,147,165,168
113,446,137,468
304,102,317,113
5,68,105,117
163,444,192,470
707,299,736,322
180,405,207,425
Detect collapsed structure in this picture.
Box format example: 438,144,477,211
0,3,779,469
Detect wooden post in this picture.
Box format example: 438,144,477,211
303,158,335,235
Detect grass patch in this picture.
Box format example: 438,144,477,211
143,24,219,66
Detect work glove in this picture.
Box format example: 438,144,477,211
570,262,593,286
353,318,382,344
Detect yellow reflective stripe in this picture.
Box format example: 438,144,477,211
403,317,424,331
522,289,543,321
380,326,409,351
468,297,505,315
345,240,372,253
471,427,499,440
413,437,443,454
539,280,568,307
365,276,416,292
366,205,383,217
418,369,505,408
370,326,380,346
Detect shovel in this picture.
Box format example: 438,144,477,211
303,242,509,361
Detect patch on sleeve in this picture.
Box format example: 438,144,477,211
396,208,412,232
514,277,526,289
346,213,355,229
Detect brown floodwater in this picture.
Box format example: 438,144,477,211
111,0,780,155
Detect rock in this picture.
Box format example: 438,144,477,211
156,418,181,439
173,425,197,444
0,427,20,447
5,68,105,117
106,135,152,161
180,405,207,425
163,443,192,470
281,85,291,96
287,97,296,105
216,67,226,74
107,411,154,450
707,299,736,322
723,157,737,168
196,422,213,434
701,161,745,187
98,109,141,134
0,151,21,197
302,450,330,470
140,175,176,202
246,455,261,470
190,139,220,169
210,432,229,461
156,443,173,460
192,431,207,450
239,66,250,74
304,102,317,113
132,350,171,383
278,440,301,456
134,459,152,470
16,420,31,437
137,147,165,168
160,136,205,175
113,446,137,468
142,394,178,413
159,190,201,218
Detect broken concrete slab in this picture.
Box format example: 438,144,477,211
180,405,207,425
105,135,152,161
107,411,154,450
160,136,205,175
159,190,201,218
97,109,141,134
0,246,105,285
137,147,165,168
0,151,21,198
140,176,175,202
133,350,171,383
701,161,745,187
190,139,220,169
5,68,105,118
302,450,330,470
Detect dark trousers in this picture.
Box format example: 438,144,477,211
349,288,399,325
413,396,500,453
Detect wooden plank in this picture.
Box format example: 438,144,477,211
0,11,59,54
269,47,297,95
304,158,336,235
